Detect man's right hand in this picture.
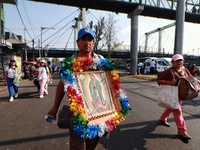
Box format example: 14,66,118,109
47,107,58,119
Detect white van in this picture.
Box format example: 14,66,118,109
126,57,157,73
143,57,172,74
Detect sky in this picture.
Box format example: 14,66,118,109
3,0,200,56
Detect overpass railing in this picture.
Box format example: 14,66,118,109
119,0,200,14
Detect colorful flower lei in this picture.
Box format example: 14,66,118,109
60,56,131,139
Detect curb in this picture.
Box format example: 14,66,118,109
0,81,7,93
118,73,157,81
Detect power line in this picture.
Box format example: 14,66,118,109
21,0,37,38
15,4,33,40
86,10,99,23
30,9,80,46
48,26,73,48
64,27,74,50
42,19,75,46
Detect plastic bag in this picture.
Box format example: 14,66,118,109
13,75,20,86
157,85,179,109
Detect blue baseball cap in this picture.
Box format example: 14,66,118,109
77,27,94,39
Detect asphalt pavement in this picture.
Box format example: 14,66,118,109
0,71,200,150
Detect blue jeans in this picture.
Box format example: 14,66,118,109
6,77,18,97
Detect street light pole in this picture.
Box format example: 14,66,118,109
40,27,54,59
40,27,42,59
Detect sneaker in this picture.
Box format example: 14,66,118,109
159,120,171,127
9,97,14,102
179,133,192,140
39,94,44,98
44,90,48,95
14,93,18,98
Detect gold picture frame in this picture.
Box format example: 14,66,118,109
74,70,122,125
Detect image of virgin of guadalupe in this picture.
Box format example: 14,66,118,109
79,72,112,116
89,74,107,113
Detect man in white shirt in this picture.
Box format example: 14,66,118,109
150,59,156,74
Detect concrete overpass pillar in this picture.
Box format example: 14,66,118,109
128,5,144,75
174,0,185,54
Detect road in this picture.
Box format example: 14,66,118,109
0,72,200,150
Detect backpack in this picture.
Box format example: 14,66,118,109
57,105,72,129
171,68,200,100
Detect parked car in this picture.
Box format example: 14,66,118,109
143,57,172,74
126,57,157,74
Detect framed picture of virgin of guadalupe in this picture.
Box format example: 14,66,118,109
74,70,122,125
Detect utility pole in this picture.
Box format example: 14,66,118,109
24,28,27,62
32,39,35,61
0,3,2,55
73,8,87,50
82,8,86,27
0,3,3,80
40,27,54,59
72,25,77,50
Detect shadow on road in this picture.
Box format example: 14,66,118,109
100,115,199,149
0,133,69,146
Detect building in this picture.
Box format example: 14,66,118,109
0,1,29,79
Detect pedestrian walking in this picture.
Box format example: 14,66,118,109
46,26,130,149
23,62,30,79
3,59,22,102
157,54,194,140
37,59,53,98
137,61,143,74
47,61,52,74
150,59,156,74
32,63,40,92
47,27,102,149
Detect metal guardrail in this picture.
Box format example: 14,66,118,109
28,0,200,15
131,0,177,9
26,49,200,59
28,0,200,23
118,0,200,14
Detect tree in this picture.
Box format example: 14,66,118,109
89,13,122,57
89,17,106,52
104,13,118,58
